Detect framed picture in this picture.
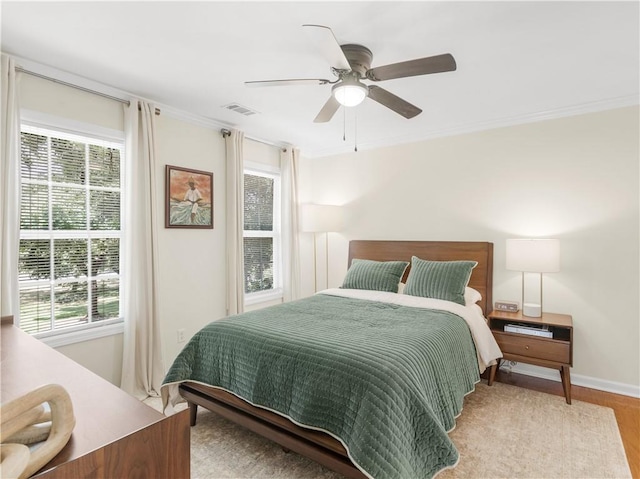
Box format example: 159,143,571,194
165,165,214,229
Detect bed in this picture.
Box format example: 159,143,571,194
161,240,501,479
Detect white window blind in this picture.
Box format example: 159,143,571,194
243,167,281,299
18,125,124,336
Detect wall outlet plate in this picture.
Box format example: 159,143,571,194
495,300,520,312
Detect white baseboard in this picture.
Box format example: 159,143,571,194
504,363,640,399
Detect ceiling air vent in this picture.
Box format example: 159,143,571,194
222,103,258,116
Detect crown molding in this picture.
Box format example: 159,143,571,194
306,94,640,158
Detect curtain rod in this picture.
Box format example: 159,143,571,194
16,66,160,115
220,128,286,152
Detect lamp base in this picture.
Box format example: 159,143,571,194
523,303,542,318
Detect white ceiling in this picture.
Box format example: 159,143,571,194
2,1,638,157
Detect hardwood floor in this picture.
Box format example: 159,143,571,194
494,370,640,479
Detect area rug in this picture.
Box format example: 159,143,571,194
147,382,631,478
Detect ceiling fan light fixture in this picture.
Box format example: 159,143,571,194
332,80,368,107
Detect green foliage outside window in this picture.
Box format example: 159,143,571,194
243,173,277,294
19,128,122,334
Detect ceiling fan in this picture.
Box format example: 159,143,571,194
245,24,457,123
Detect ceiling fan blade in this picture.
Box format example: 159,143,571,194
313,95,341,123
302,24,351,71
367,86,422,119
245,78,331,87
366,53,456,81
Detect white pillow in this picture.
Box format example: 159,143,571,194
464,287,482,306
399,283,481,306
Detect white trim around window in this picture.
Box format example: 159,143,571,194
38,319,124,348
18,114,125,346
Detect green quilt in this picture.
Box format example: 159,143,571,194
162,293,480,479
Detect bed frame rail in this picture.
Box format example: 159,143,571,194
180,383,368,479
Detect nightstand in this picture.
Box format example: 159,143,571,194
487,310,574,404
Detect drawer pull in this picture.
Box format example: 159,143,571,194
525,345,529,350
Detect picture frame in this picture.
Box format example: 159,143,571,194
165,165,214,229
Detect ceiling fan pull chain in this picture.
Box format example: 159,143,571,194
343,106,346,141
354,109,358,152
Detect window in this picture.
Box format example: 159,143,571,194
243,165,281,303
18,124,124,338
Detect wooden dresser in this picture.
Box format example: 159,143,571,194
0,319,190,478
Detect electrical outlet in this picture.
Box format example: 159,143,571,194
177,329,186,343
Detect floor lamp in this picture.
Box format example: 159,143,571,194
301,204,344,292
506,238,560,317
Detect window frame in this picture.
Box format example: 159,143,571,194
18,114,126,347
243,161,282,306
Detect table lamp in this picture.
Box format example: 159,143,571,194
506,239,560,317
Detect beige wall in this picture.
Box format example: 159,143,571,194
55,334,124,385
299,106,640,393
154,116,228,369
20,74,124,131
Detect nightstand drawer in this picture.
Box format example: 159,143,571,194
493,332,570,364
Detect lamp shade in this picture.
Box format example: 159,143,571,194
506,239,560,273
301,204,344,233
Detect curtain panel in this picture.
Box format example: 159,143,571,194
225,129,245,315
281,146,301,302
0,54,21,318
121,101,164,399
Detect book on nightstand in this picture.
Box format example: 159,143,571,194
504,323,553,338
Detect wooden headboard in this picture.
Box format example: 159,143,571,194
348,240,494,316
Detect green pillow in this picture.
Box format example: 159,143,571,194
403,256,477,305
341,259,409,293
